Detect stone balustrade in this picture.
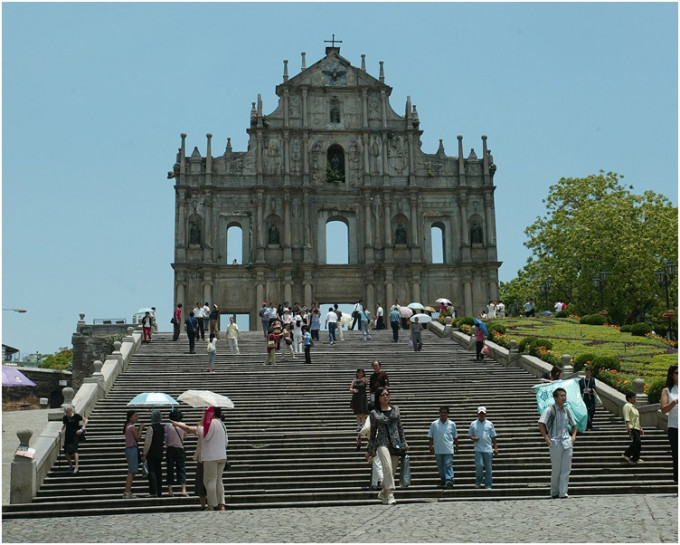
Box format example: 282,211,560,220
9,322,142,504
428,320,667,430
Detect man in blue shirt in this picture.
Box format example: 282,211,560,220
468,406,498,489
538,388,577,498
427,406,459,488
389,306,401,342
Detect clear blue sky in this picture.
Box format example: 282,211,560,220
2,2,677,358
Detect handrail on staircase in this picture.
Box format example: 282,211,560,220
9,328,142,504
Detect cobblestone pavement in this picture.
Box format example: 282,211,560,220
2,494,677,543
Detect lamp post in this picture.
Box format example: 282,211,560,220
592,269,609,311
656,260,676,340
539,277,552,310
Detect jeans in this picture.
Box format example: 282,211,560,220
474,451,493,488
391,321,400,342
188,333,196,353
435,453,454,485
304,345,311,364
583,396,595,429
166,446,186,485
549,443,573,497
328,322,336,343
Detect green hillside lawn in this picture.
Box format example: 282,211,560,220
485,317,677,396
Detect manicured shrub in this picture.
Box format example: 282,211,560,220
630,322,652,337
554,310,570,318
580,314,608,325
539,351,562,366
517,338,533,353
647,378,666,404
486,322,506,335
619,324,633,333
590,355,621,376
528,339,554,357
455,316,476,327
573,353,597,372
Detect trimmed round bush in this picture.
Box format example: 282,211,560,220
630,322,652,337
580,314,608,325
573,353,597,372
647,378,667,404
590,355,621,376
619,324,633,333
517,338,533,353
455,316,476,327
486,322,506,335
554,310,570,318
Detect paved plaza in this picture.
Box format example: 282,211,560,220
2,493,677,543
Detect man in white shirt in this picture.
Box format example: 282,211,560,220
325,307,338,345
202,302,211,334
351,300,364,330
193,302,206,340
376,303,385,329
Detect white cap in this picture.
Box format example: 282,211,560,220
477,406,487,414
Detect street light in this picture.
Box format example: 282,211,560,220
656,260,676,340
592,269,609,310
539,277,552,310
2,308,27,313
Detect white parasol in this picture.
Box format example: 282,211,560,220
178,389,235,409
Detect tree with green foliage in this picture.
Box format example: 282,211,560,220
515,171,677,326
38,347,73,371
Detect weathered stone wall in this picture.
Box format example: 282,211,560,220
171,47,501,323
71,318,131,390
1,368,71,410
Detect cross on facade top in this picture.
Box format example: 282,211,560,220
324,34,342,48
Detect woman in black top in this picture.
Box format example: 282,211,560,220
62,405,87,474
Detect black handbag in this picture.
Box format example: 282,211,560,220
389,438,405,456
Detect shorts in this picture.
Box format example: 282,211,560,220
125,446,139,474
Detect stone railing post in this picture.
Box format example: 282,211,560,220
561,354,574,378
632,378,648,404
10,430,36,504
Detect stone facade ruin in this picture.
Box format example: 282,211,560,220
169,45,500,325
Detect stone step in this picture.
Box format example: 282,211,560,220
3,330,675,519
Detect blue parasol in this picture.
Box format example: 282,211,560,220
473,319,488,335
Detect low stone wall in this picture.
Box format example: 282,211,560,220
9,328,142,504
2,368,72,410
437,326,667,431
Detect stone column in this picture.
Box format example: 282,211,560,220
256,190,265,262
284,273,293,304
283,192,292,262
364,192,374,263
304,273,313,306
302,88,308,128
463,279,473,317
457,193,470,262
362,89,368,129
203,273,213,305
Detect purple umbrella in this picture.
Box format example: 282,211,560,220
2,366,37,387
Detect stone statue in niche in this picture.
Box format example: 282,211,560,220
370,136,381,175
395,224,407,244
189,221,201,245
268,224,280,245
470,221,484,244
330,102,340,123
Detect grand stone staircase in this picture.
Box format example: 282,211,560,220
3,328,677,518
